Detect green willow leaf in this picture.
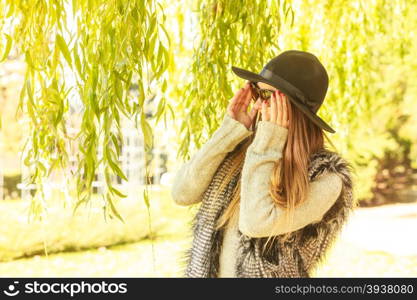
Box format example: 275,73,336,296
140,111,153,151
155,96,165,123
72,196,88,216
0,33,12,62
109,186,127,198
143,187,150,208
106,194,125,224
106,151,128,182
73,46,83,78
56,34,72,66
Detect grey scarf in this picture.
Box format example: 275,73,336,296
181,145,355,278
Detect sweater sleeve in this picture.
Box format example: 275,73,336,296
239,121,343,237
171,114,254,206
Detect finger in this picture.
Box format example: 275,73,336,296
254,97,262,110
228,88,244,114
236,84,250,110
242,83,253,111
249,97,262,119
248,102,259,121
282,93,289,127
262,101,269,121
271,91,277,123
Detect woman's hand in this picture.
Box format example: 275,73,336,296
260,90,289,129
227,81,262,130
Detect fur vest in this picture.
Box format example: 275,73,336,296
181,146,355,278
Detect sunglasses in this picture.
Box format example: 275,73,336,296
250,82,275,101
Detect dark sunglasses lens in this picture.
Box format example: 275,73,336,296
260,90,273,99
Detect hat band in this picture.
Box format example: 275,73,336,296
259,68,317,109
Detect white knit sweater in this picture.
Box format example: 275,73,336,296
171,114,343,277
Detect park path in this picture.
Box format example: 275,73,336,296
339,202,417,256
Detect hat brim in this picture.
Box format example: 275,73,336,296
231,66,336,134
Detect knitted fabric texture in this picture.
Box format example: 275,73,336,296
181,146,354,278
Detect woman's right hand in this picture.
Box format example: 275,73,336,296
227,81,262,130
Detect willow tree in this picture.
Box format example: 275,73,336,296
1,0,416,222
0,0,172,220
176,0,417,202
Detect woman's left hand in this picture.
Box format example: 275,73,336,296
260,90,289,129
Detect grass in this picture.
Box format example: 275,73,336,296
0,186,173,261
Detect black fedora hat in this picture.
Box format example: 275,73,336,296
231,50,335,133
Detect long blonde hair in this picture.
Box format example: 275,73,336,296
214,97,337,254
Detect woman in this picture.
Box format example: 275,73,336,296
171,50,355,278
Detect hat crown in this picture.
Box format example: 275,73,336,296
263,50,329,112
230,49,336,133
